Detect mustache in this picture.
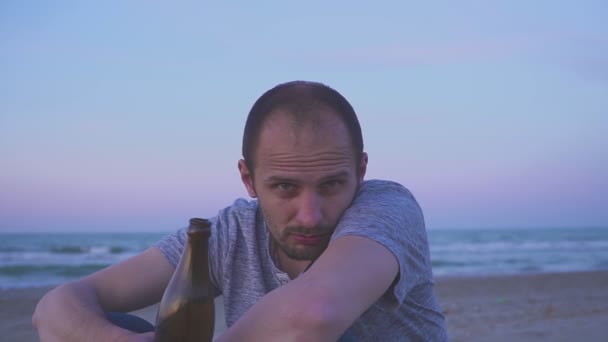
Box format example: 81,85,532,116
283,225,333,236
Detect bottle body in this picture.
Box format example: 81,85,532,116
154,218,215,342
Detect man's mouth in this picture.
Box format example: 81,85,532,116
290,234,324,245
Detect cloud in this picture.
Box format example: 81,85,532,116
322,40,519,66
280,36,534,67
283,33,608,83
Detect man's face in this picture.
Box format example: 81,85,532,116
239,109,367,261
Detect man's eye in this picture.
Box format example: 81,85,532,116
276,183,295,191
324,180,342,187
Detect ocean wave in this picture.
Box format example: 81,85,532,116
0,232,165,288
49,245,130,255
430,240,608,253
0,264,109,277
50,246,88,254
1,241,136,257
431,260,471,268
0,250,138,268
0,246,26,253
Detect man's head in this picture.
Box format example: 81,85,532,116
238,81,368,261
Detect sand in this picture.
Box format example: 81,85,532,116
2,270,607,341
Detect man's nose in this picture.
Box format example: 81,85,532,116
295,191,323,229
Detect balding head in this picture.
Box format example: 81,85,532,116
242,81,364,171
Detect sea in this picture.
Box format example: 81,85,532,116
1,227,608,289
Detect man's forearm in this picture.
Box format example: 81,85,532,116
33,281,139,342
217,278,344,342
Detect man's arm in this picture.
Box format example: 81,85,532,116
32,247,174,342
218,235,398,341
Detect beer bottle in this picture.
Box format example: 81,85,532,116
154,218,215,342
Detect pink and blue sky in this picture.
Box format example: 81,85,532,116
1,1,607,232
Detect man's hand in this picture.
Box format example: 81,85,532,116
33,247,173,342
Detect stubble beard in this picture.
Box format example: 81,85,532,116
268,224,333,261
270,228,331,261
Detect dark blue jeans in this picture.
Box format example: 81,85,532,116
106,312,155,333
106,312,355,341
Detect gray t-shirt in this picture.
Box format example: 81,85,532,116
156,179,447,341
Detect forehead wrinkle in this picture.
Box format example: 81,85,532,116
263,152,353,170
266,149,353,160
264,158,350,169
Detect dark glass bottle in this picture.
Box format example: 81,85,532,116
154,218,215,342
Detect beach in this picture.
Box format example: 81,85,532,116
2,270,607,341
435,271,608,341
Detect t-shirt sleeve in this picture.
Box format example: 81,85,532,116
155,227,187,269
155,216,225,297
331,179,433,309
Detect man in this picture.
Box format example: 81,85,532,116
33,81,447,341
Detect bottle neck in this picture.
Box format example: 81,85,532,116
186,234,211,289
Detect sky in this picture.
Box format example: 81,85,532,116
1,1,607,232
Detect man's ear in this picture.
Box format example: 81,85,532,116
358,152,368,184
238,159,257,198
